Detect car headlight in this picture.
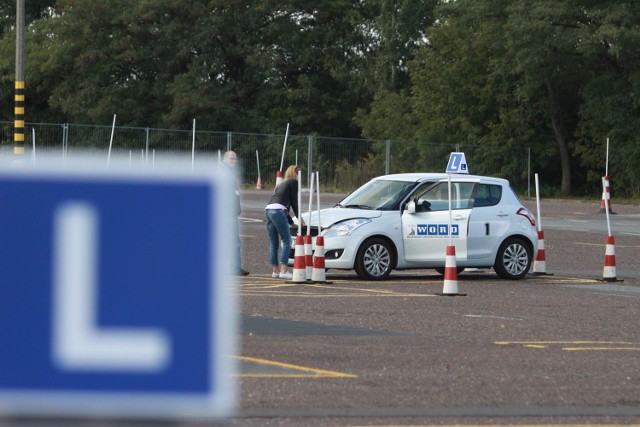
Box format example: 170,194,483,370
324,218,371,237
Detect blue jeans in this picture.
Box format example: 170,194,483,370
265,209,292,267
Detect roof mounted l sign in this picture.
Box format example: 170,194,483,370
446,152,469,174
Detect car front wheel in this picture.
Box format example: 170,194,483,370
494,237,532,280
355,238,393,280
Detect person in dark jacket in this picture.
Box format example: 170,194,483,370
265,164,303,279
223,150,249,276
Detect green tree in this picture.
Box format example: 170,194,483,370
359,0,640,196
572,1,640,197
1,0,378,136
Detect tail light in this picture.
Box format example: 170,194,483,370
516,207,536,227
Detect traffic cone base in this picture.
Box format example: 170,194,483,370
304,235,313,281
290,235,308,283
436,245,467,296
601,235,623,282
311,236,333,284
531,230,553,276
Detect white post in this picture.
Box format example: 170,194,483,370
279,123,289,173
191,119,196,169
307,172,315,236
31,128,36,164
535,173,542,231
316,171,321,229
297,169,302,235
447,174,453,247
256,150,261,178
107,114,116,167
605,137,609,177
603,177,612,237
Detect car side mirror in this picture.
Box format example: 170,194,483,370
406,201,416,214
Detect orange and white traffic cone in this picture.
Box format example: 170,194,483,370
599,175,615,214
304,234,313,280
291,235,307,283
275,170,284,188
255,175,262,190
311,236,331,283
532,230,551,275
602,235,619,282
436,245,466,296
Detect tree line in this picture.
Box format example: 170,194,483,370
1,0,638,197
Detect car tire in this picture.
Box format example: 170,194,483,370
354,238,393,280
493,237,532,280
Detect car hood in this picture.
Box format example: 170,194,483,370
301,207,383,229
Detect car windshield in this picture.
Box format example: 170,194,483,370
338,179,418,211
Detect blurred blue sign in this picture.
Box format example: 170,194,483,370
0,161,236,419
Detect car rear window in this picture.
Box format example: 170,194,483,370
473,184,502,207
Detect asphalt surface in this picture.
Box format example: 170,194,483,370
4,191,638,427
225,190,640,426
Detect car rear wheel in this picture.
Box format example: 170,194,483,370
494,237,532,280
355,238,393,280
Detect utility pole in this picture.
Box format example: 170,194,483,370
14,0,26,155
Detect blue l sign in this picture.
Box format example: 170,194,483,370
446,152,469,174
0,160,236,418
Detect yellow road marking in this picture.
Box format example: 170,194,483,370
240,281,435,297
496,341,640,352
563,347,640,351
242,292,433,298
496,341,634,345
345,425,640,427
233,355,357,378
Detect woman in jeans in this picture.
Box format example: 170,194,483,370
265,165,303,279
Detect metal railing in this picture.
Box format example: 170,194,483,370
1,121,531,196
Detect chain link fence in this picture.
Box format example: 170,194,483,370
1,121,531,196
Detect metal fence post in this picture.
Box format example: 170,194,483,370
307,135,313,188
62,123,68,159
145,127,150,164
226,131,232,151
385,140,390,175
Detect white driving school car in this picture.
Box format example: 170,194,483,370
297,173,538,280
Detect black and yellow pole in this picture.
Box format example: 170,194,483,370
14,0,26,156
14,81,25,155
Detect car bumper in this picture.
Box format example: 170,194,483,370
288,235,357,269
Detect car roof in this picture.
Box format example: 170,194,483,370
374,173,509,185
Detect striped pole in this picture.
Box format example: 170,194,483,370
14,81,25,155
599,175,615,214
14,0,26,156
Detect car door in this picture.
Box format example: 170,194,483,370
401,181,474,262
467,183,510,260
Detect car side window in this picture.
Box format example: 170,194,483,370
416,182,475,211
473,184,502,207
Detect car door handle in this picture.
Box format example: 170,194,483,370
497,213,509,217
453,215,467,220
